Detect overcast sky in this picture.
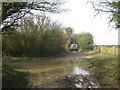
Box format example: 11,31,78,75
49,0,118,45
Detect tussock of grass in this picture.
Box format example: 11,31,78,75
86,53,118,88
14,68,28,72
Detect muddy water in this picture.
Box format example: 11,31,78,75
10,58,99,88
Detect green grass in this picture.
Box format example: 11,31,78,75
86,53,119,88
2,63,29,88
3,52,68,61
14,68,28,72
79,50,96,54
10,57,45,60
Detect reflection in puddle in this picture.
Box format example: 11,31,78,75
73,66,89,75
27,60,99,88
10,59,99,88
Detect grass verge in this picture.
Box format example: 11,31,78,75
3,52,68,61
86,53,119,88
2,63,29,88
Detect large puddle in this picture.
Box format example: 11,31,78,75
9,58,99,88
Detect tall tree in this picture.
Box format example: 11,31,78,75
72,33,94,51
65,27,73,37
1,1,65,32
89,0,120,29
64,27,73,50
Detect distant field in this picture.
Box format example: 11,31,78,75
94,45,119,55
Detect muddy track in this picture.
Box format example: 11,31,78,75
8,52,99,88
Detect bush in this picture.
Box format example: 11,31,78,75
2,16,66,57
